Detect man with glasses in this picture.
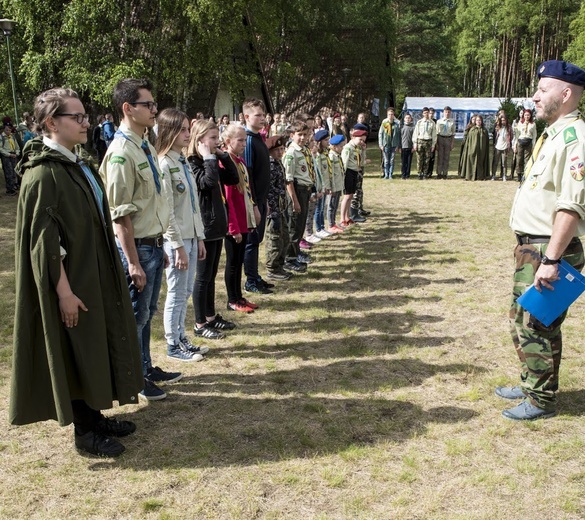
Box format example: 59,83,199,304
100,78,182,402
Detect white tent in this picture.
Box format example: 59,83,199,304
402,97,535,136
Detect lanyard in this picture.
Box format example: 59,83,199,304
178,155,197,213
114,130,161,194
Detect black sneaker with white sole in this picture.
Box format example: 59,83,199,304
139,378,167,401
194,323,226,339
207,314,236,330
146,366,183,384
180,336,210,355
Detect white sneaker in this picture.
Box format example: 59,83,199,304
315,230,331,239
305,234,321,244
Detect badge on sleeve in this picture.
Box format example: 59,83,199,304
569,156,585,181
110,156,126,165
564,127,577,145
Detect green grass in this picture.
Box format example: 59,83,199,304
1,148,585,519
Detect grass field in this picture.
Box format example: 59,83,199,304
1,147,585,519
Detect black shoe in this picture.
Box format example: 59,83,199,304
207,313,236,330
352,214,366,223
194,323,226,339
257,278,275,289
244,281,273,294
95,417,137,437
266,270,291,280
75,431,125,457
284,260,307,273
146,366,183,384
358,209,371,217
139,378,167,401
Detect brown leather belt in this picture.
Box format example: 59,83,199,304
135,234,164,248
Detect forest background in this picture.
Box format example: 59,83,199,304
1,0,585,121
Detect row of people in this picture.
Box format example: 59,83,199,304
458,110,537,182
9,79,373,458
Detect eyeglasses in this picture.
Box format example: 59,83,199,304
54,113,90,124
130,101,158,112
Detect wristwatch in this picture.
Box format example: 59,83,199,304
541,255,560,265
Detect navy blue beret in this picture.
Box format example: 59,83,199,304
314,129,329,142
538,60,585,87
329,134,346,145
353,123,368,131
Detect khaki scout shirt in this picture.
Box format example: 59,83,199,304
341,142,361,172
328,150,345,193
413,118,437,147
100,123,169,239
283,142,313,187
510,111,585,236
436,117,455,138
160,150,205,249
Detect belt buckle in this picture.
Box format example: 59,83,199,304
155,235,163,248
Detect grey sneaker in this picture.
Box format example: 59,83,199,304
495,386,525,400
180,336,210,355
502,400,557,421
167,344,203,362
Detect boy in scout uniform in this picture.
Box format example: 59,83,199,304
412,107,437,180
435,106,456,179
498,60,585,420
100,78,180,402
284,121,313,269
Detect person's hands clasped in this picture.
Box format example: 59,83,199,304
59,292,88,328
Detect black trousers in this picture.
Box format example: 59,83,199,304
193,238,223,323
224,233,247,303
72,400,102,435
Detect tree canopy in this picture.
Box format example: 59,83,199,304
0,0,583,120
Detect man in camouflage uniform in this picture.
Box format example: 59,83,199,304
412,107,436,180
498,60,585,420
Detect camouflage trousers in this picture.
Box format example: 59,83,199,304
416,139,432,177
266,212,291,272
509,238,584,410
350,170,364,210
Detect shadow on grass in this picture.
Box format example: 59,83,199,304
109,393,479,470
559,390,585,416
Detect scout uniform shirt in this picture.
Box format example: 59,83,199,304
0,130,20,157
283,142,313,187
100,123,170,239
514,120,537,147
509,111,585,236
341,142,362,172
436,117,455,138
328,149,345,193
412,118,437,148
160,150,205,249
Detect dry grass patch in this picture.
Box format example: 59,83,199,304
1,151,585,518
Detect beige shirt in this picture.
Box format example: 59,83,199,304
328,150,345,192
100,123,169,239
413,118,437,147
509,111,585,236
436,117,455,138
160,150,205,248
283,142,313,186
513,121,537,147
341,142,362,172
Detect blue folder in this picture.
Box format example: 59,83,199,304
517,260,585,326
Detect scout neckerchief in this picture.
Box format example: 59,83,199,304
325,152,334,188
114,129,161,194
301,145,316,184
77,157,105,219
178,155,197,213
522,131,548,181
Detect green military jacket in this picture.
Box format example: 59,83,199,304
10,138,143,426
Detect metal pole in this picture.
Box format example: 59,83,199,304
5,33,18,122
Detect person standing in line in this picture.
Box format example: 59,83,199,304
491,114,512,181
156,108,209,362
11,88,142,457
400,113,415,179
435,106,456,179
412,107,436,180
378,107,401,180
513,109,537,183
460,114,490,181
0,122,20,195
100,78,181,402
498,60,585,420
426,108,438,177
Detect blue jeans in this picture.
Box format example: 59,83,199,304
163,239,198,346
117,242,164,376
383,146,396,178
314,194,326,232
244,201,266,284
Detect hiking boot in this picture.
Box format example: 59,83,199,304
502,400,557,421
495,386,525,400
75,431,125,457
266,270,292,281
